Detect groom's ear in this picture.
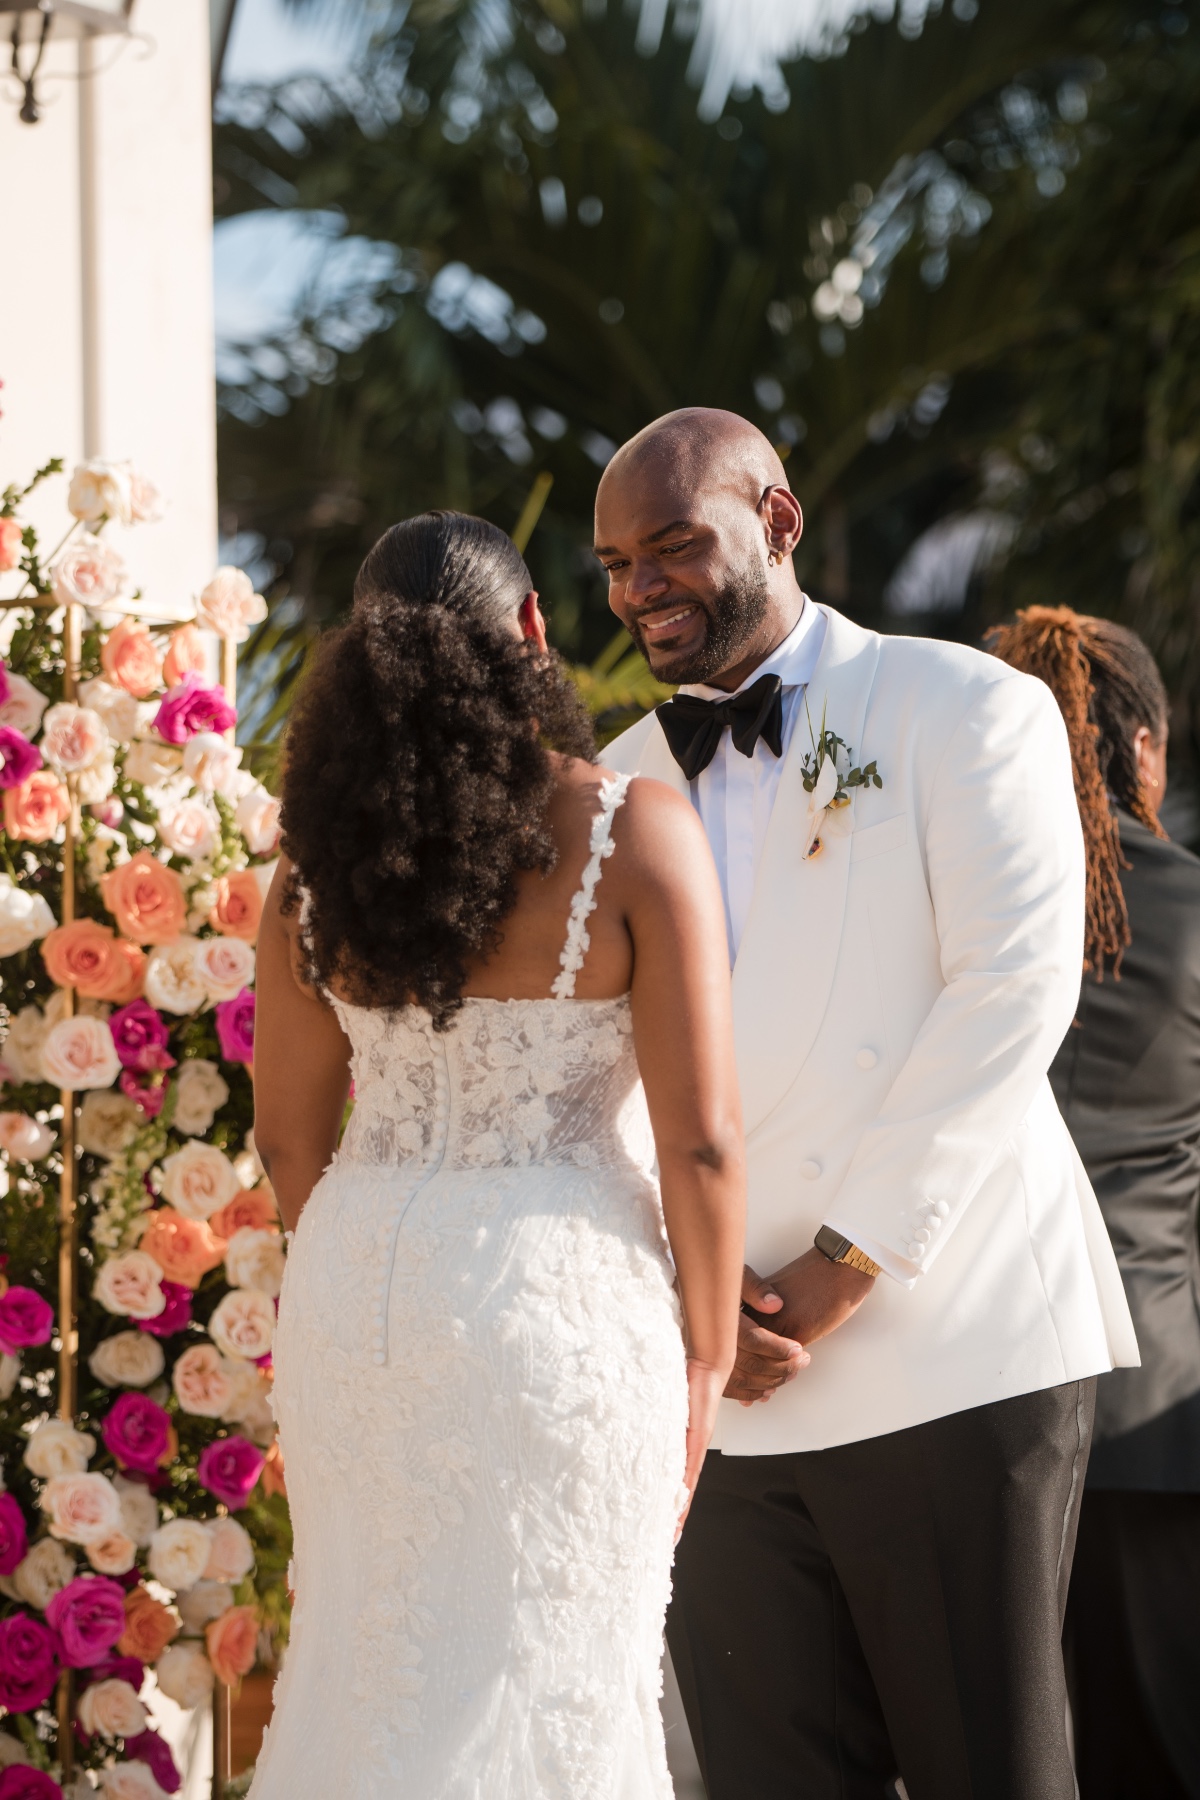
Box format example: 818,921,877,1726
759,485,804,560
519,591,549,654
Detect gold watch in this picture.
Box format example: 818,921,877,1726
814,1225,882,1279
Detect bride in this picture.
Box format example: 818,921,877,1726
249,511,746,1799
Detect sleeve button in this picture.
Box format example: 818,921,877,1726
906,1242,924,1259
855,1048,878,1070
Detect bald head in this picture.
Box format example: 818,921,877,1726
594,408,804,688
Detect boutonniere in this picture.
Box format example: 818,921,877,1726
800,698,883,861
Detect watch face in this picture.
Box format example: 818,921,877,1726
814,1225,851,1262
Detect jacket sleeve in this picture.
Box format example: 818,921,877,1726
823,669,1085,1282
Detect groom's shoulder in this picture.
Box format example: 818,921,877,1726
870,623,1050,721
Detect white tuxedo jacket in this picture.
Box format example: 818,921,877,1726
607,604,1138,1455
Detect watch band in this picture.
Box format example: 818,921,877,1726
814,1224,882,1280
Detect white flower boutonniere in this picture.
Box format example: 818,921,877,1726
800,698,883,862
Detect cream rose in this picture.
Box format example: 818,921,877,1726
176,1580,233,1634
203,1517,255,1585
160,1139,240,1221
50,533,127,611
88,1330,165,1389
41,701,109,774
86,1530,138,1576
68,459,134,525
182,732,242,795
194,936,255,1004
112,1476,159,1548
79,677,140,746
171,1058,229,1135
124,739,183,791
93,1250,166,1320
11,1535,75,1608
147,1517,211,1593
100,1763,172,1800
2,1005,48,1083
224,1227,285,1299
172,1345,236,1419
75,754,117,807
77,1676,147,1740
195,567,267,642
144,937,208,1015
0,1111,55,1161
158,797,218,862
220,1360,274,1441
24,1419,96,1479
43,1471,124,1545
154,1640,215,1710
0,671,49,737
0,879,55,959
208,1288,276,1363
77,1089,142,1159
128,470,164,524
234,785,281,857
40,1015,121,1091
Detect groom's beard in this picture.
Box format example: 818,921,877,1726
628,563,771,685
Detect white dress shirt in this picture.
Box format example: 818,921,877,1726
680,599,827,962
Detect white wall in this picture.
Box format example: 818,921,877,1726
0,0,216,620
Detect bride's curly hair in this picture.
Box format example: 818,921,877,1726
279,511,596,1026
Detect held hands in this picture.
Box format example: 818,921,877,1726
724,1252,875,1406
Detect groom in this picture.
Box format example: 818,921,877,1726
599,410,1138,1800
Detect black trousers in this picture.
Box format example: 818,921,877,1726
667,1379,1095,1800
1066,1488,1200,1798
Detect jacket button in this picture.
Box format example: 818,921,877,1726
855,1048,878,1070
800,1159,822,1181
906,1242,924,1259
934,1200,950,1217
913,1228,931,1243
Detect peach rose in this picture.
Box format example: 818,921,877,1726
208,870,262,943
40,1014,121,1090
195,568,267,643
42,1471,124,1545
101,851,186,944
159,1140,240,1221
203,1518,255,1586
93,1250,166,1320
0,1111,55,1161
77,1676,147,1741
260,1439,286,1500
208,1289,275,1362
117,1583,179,1662
205,1603,259,1687
101,618,162,698
86,1530,138,1576
172,1344,236,1418
40,702,108,773
162,624,207,688
209,1184,277,1240
137,1209,226,1289
42,919,146,1002
0,516,23,573
4,769,71,841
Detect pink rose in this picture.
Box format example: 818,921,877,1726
194,936,255,1002
123,1731,180,1796
0,1611,60,1713
204,1603,258,1687
0,1113,55,1162
152,677,236,746
214,988,255,1065
0,671,48,738
50,533,126,611
108,1000,174,1074
0,727,41,790
94,1252,166,1321
196,1436,264,1512
0,519,23,574
0,1285,53,1354
45,1574,127,1667
42,1473,123,1546
100,1393,173,1475
120,1070,169,1118
135,1280,191,1338
0,1767,64,1800
195,568,267,643
39,1015,121,1091
0,1493,28,1576
40,702,108,774
172,1344,235,1417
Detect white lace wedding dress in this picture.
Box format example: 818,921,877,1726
250,776,688,1800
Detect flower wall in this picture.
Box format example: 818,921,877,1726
0,461,288,1800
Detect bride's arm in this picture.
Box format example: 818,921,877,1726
253,857,352,1233
614,779,747,1520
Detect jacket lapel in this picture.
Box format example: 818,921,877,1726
732,607,882,1136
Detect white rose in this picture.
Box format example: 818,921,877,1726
111,1474,159,1547
195,567,267,643
78,1088,142,1158
85,826,129,887
75,753,117,808
78,1676,147,1741
124,739,183,791
68,459,134,525
51,534,127,612
158,798,218,862
182,732,242,796
100,1763,171,1800
11,1535,75,1608
194,937,255,1005
128,470,164,525
79,677,141,746
176,1579,233,1633
209,1288,276,1363
89,1330,165,1389
94,1250,166,1320
203,1516,255,1585
224,1227,285,1299
170,1058,229,1135
86,1529,138,1576
0,1730,31,1768
0,1111,55,1161
24,1419,96,1479
144,937,207,1015
154,1641,215,1710
147,1517,211,1593
234,786,281,857
160,1139,240,1220
0,671,49,737
40,1015,120,1091
0,1354,18,1400
0,879,55,959
43,1471,124,1545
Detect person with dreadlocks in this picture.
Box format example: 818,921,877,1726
991,607,1200,1800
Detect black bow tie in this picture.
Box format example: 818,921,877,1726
656,673,785,780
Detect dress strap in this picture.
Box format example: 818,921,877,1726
551,773,634,1000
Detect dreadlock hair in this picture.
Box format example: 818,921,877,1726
987,605,1168,977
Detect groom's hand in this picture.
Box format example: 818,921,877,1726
755,1248,875,1351
724,1266,810,1406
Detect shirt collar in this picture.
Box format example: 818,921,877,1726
682,596,824,701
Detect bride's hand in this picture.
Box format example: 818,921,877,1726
676,1359,728,1540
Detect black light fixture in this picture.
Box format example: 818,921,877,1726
2,1,135,122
